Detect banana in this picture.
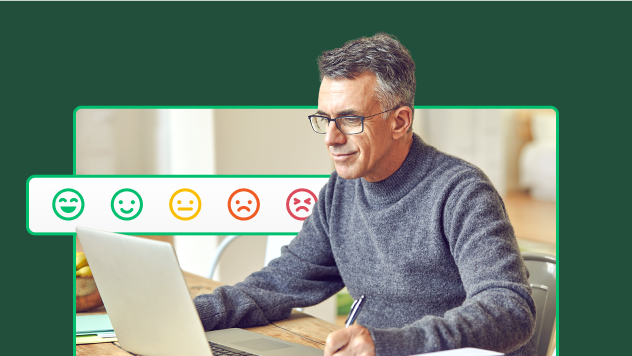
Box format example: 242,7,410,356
76,252,88,270
76,266,92,277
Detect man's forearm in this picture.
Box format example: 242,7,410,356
364,287,536,356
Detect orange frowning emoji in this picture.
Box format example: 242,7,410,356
227,188,260,221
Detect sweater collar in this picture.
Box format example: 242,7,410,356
358,133,434,207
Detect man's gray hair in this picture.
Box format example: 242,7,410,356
317,33,415,125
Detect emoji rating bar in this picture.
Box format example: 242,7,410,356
27,176,328,235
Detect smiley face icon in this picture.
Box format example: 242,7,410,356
169,188,202,220
111,188,143,220
227,188,260,221
52,188,85,221
286,188,318,221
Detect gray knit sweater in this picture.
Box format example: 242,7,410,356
194,134,537,356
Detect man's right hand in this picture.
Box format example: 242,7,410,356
324,324,375,356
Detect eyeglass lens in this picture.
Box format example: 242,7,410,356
310,117,363,134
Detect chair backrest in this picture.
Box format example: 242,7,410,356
264,235,296,266
208,235,295,280
522,252,556,356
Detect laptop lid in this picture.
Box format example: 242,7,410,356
76,227,213,356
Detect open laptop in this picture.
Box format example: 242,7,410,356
76,227,324,356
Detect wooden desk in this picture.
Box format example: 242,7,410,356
76,272,341,355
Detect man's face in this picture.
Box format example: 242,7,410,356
318,72,394,182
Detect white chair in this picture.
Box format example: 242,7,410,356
208,235,240,280
519,112,557,201
208,235,297,280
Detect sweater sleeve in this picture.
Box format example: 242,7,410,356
193,181,344,331
366,177,537,355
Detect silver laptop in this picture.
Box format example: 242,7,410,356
76,227,323,356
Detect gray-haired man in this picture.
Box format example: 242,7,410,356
194,33,537,356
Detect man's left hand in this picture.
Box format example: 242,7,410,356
324,324,375,356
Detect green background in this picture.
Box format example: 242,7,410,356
3,1,629,355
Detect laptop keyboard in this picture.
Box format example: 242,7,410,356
209,341,259,356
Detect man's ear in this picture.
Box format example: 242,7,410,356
391,106,413,139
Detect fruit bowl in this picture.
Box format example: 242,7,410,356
76,276,103,312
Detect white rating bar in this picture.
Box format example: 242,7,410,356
27,176,329,235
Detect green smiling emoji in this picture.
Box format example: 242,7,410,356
111,188,143,220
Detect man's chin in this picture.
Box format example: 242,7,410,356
334,164,361,180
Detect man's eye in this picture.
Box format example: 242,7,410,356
343,118,361,125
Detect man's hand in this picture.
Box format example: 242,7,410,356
324,324,375,356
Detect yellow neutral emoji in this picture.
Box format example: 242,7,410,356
169,188,202,220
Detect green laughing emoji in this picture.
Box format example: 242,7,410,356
52,188,85,220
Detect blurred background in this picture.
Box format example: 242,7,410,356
75,108,557,326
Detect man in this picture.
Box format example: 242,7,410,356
194,33,537,356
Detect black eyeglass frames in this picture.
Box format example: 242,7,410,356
308,107,400,135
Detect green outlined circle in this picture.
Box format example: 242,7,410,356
52,188,85,221
110,188,143,221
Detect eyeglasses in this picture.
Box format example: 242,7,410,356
308,107,400,135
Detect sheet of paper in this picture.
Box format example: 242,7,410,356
76,331,117,336
76,334,118,345
76,332,98,336
97,332,116,338
76,314,114,334
409,348,503,356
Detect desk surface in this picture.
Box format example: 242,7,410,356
76,272,341,355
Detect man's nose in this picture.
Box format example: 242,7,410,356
324,120,346,146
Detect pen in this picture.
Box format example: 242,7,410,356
344,295,365,328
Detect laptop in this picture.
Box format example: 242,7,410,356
76,227,324,356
